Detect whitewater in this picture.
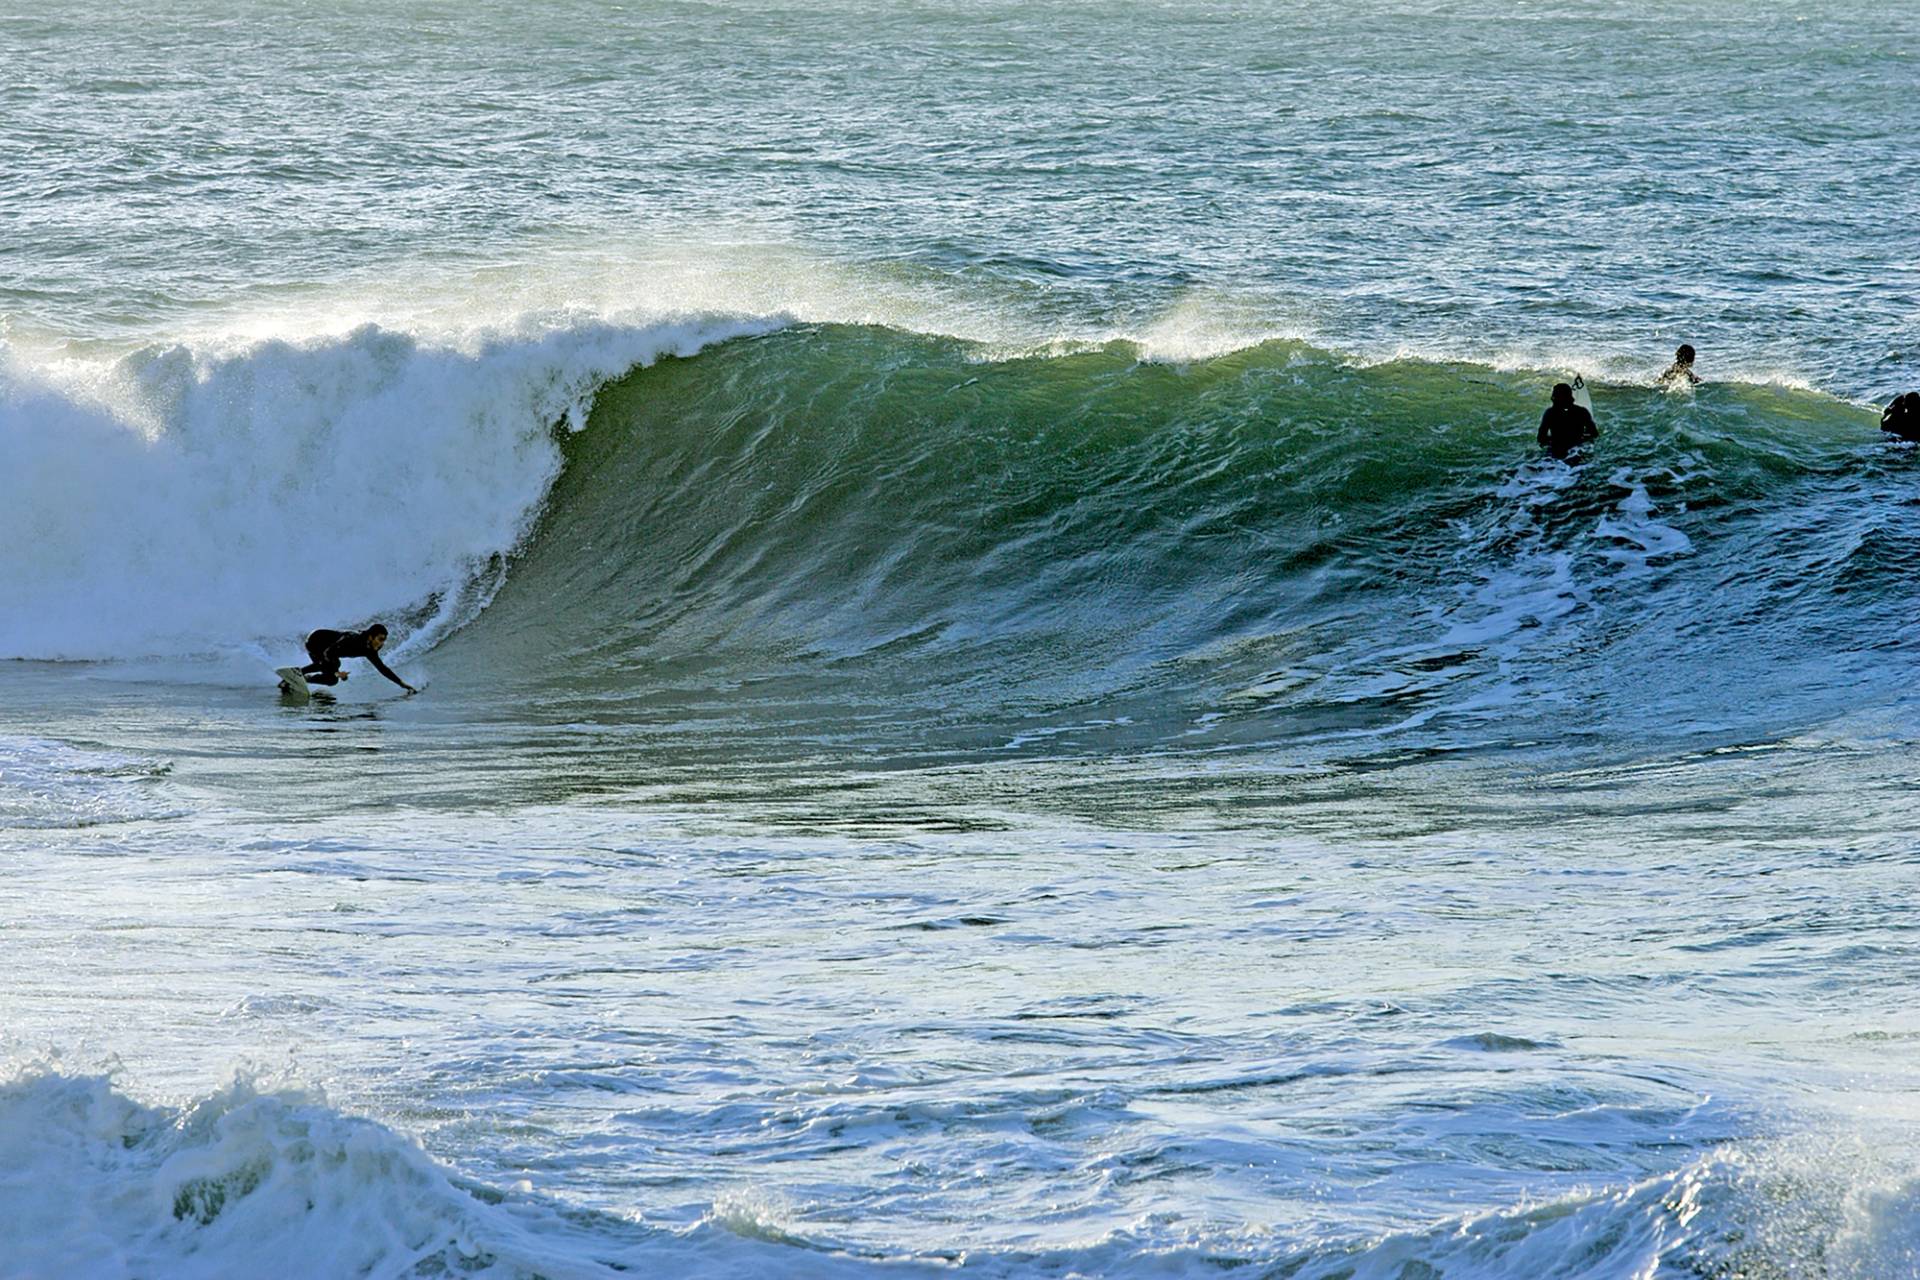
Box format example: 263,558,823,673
4,1,1920,1277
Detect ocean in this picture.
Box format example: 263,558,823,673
3,1,1919,1276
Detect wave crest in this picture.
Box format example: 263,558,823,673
0,312,773,660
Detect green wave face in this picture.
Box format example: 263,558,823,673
440,326,1905,768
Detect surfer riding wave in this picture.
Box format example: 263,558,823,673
299,624,415,693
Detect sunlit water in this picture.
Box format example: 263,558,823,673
4,2,1920,1277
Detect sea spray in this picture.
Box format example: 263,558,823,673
0,313,777,660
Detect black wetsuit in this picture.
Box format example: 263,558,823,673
1537,404,1597,460
302,629,409,689
1882,392,1920,442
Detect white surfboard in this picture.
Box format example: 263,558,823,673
274,667,310,700
1571,374,1594,418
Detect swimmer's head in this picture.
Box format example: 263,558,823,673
1674,344,1696,365
1551,383,1574,406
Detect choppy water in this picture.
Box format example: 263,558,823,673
4,2,1920,1277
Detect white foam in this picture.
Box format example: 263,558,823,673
1127,287,1320,364
1360,338,1830,396
1258,1129,1920,1280
1593,467,1694,572
0,1069,605,1280
1495,457,1583,503
0,735,181,830
0,1067,941,1280
0,311,777,660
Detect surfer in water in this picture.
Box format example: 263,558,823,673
1537,383,1597,460
1881,391,1919,441
1658,344,1701,388
300,623,416,693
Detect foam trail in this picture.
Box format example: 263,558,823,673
0,736,181,830
0,313,777,660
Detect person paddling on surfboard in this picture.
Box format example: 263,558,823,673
300,623,415,693
1658,344,1702,388
1537,382,1597,460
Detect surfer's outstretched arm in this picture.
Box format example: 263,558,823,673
366,650,415,693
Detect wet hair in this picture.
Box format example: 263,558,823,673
1550,382,1574,405
1675,344,1696,363
365,623,389,639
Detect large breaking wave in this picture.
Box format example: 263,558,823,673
0,311,778,660
4,304,1909,756
443,324,1906,758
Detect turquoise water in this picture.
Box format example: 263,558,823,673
3,3,1920,1277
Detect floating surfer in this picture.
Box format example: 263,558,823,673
289,623,416,693
1881,391,1919,441
1537,381,1597,460
1658,344,1702,388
